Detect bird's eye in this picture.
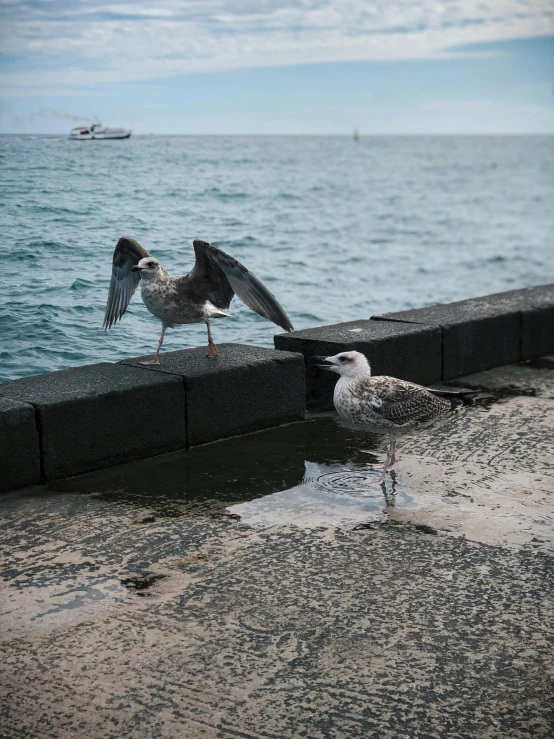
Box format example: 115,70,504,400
339,356,346,363
148,262,156,267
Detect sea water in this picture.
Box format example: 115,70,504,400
1,134,552,383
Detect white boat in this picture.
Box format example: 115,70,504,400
69,121,131,140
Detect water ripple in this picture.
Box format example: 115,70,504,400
303,468,381,498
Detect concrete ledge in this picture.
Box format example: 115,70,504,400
373,284,554,379
2,284,552,490
121,344,306,446
274,320,441,410
373,295,520,380
0,398,41,492
493,284,554,358
0,363,186,482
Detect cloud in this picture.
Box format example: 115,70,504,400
0,0,552,88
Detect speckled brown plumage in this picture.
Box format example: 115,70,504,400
334,374,456,433
315,350,478,482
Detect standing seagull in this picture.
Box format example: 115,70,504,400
103,237,294,364
314,351,478,482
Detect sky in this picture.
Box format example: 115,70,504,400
0,0,553,134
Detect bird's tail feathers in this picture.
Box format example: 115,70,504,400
457,390,480,406
430,389,480,409
204,302,231,319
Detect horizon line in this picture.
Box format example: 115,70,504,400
1,131,553,137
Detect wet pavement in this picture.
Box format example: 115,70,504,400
1,363,553,738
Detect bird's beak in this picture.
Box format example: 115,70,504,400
130,265,143,273
311,356,338,371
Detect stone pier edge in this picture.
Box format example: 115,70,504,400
274,282,554,411
1,283,553,492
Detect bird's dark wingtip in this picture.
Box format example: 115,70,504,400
103,314,119,330
459,390,480,406
277,316,294,332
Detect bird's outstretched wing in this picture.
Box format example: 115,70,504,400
103,236,151,329
188,239,294,332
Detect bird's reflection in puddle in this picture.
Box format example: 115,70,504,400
48,416,415,529
229,461,414,529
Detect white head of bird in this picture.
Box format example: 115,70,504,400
130,257,163,281
316,351,371,378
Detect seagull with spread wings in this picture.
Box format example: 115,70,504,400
314,351,478,483
103,237,293,364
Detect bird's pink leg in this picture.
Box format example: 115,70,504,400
205,320,218,359
368,435,396,483
389,437,397,469
140,325,166,366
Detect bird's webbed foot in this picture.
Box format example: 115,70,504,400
139,358,161,366
364,470,388,485
370,462,395,472
206,342,219,359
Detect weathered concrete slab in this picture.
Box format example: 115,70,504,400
1,382,553,738
0,398,41,492
373,293,521,379
384,456,554,549
384,393,554,549
0,363,186,481
274,320,441,410
400,394,554,474
121,344,305,446
449,363,554,399
0,493,552,738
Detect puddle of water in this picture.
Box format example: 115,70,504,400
3,398,553,601
45,416,415,530
230,461,414,528
39,416,386,520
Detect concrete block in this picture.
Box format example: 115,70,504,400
373,293,522,380
274,320,441,411
462,284,554,359
0,363,186,482
0,397,41,492
509,284,554,358
121,344,305,446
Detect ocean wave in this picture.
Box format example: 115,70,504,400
70,278,95,291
